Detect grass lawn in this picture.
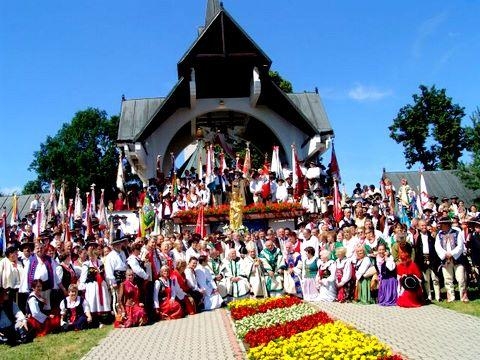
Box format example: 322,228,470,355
0,325,112,360
434,299,480,317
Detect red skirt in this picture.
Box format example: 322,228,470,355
28,316,60,337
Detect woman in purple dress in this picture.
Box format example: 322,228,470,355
375,243,397,306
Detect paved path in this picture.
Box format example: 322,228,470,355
312,301,480,360
83,303,480,360
82,309,244,360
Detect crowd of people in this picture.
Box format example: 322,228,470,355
1,172,480,347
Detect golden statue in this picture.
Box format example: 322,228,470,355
229,175,245,231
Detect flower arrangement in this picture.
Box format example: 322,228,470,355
247,321,395,360
235,303,319,339
174,202,304,222
229,296,302,321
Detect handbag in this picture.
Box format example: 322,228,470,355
283,272,297,295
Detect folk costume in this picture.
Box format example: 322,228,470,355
334,257,353,302
317,259,336,302
195,264,223,310
153,277,184,319
375,254,398,306
241,254,268,298
300,257,321,301
118,278,147,327
79,259,111,314
60,295,91,331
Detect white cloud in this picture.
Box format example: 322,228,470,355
0,186,22,196
348,84,393,101
412,12,448,58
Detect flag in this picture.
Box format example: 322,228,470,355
291,144,305,199
219,152,226,174
84,192,92,238
262,153,270,175
74,188,83,221
10,194,19,225
333,178,343,224
142,196,155,233
330,143,341,182
205,144,215,186
58,181,66,217
243,144,251,176
98,189,108,231
33,200,46,239
48,181,58,222
1,208,7,254
171,153,179,196
195,205,206,238
271,146,284,180
419,171,429,209
235,154,242,172
90,184,97,218
138,208,144,237
116,154,125,192
65,199,74,243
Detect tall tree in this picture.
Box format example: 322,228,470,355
458,108,480,191
269,70,293,93
389,85,466,170
26,108,120,201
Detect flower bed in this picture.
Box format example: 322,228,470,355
247,321,395,360
173,202,305,224
235,303,319,338
227,297,404,360
229,296,302,321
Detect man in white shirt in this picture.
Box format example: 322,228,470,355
104,237,128,313
300,228,319,259
435,217,468,302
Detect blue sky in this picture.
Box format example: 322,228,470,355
1,0,479,195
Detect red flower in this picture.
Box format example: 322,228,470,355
243,311,334,348
230,296,302,321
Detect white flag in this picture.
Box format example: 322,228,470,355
116,155,125,192
420,172,429,209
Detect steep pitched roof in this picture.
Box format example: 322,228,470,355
118,97,165,142
383,170,480,206
0,193,50,222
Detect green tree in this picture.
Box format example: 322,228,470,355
269,70,293,93
22,179,44,195
459,108,480,191
27,108,120,201
389,85,466,170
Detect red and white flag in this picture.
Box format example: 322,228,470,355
419,171,429,209
333,178,343,223
116,154,125,193
90,184,97,218
291,144,305,199
74,188,83,221
271,146,283,180
98,189,108,231
195,205,206,238
330,143,341,182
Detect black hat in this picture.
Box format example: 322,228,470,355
438,216,452,225
441,197,449,202
400,275,420,290
111,236,129,245
84,241,99,249
429,195,438,200
423,207,434,213
470,218,480,227
20,242,35,251
450,195,459,200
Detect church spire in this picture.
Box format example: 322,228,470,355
205,0,222,26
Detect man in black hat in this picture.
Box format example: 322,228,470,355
0,287,29,346
467,218,480,287
434,216,468,302
104,237,128,314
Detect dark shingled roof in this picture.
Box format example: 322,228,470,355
117,92,333,142
384,170,480,206
0,193,50,222
117,98,164,142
